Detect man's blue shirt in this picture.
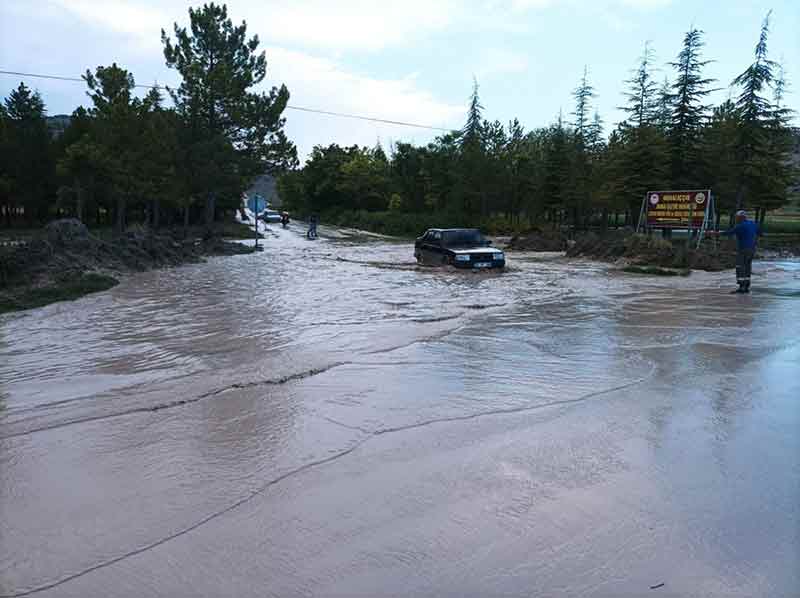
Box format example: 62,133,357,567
722,220,760,250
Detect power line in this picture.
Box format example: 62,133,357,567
0,69,455,132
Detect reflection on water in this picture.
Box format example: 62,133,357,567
1,224,798,597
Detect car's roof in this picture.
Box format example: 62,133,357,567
427,228,480,232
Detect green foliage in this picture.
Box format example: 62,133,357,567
1,83,55,224
668,28,716,187
0,5,796,237
0,3,298,233
161,2,297,227
729,11,793,212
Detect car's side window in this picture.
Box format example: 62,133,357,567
432,231,442,243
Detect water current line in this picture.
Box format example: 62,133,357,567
0,363,350,441
5,324,798,594
0,365,657,598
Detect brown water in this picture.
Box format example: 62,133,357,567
1,225,799,597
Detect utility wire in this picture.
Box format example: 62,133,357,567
0,69,455,132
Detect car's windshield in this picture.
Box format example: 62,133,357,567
442,229,483,247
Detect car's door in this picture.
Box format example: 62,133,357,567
426,231,444,262
419,231,441,263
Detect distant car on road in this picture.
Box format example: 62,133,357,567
259,209,282,223
415,228,505,269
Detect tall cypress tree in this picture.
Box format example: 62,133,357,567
458,78,486,216
668,28,716,187
567,68,596,226
461,77,484,149
571,66,594,138
703,100,741,221
621,42,658,128
615,46,669,225
730,11,791,212
655,76,672,132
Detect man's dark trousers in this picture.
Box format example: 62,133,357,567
736,248,754,291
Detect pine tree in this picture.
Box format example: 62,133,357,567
82,64,142,233
615,45,669,226
586,110,605,154
621,43,658,128
655,76,672,132
506,118,530,222
668,28,716,187
571,66,594,138
730,11,792,212
567,69,596,227
461,77,484,148
2,83,55,225
703,101,741,221
162,3,297,230
458,78,487,216
541,116,572,226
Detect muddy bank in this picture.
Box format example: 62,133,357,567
507,230,568,251
511,229,800,272
564,232,738,271
0,219,253,313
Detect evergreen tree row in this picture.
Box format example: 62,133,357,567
0,3,297,233
280,14,797,231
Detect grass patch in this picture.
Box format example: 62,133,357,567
622,265,691,276
0,273,119,314
762,217,800,234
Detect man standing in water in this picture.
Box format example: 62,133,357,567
307,214,319,239
710,210,761,293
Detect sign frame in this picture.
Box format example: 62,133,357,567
637,189,714,246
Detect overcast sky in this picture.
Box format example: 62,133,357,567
1,0,797,160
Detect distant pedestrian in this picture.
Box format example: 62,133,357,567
307,214,318,240
710,210,761,293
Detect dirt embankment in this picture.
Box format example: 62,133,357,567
1,219,253,313
509,229,800,272
507,231,567,251
565,232,737,271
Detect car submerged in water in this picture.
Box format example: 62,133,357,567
414,228,506,269
259,209,283,223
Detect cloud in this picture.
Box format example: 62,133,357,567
250,0,457,52
476,49,530,79
618,0,673,7
46,0,458,53
48,0,168,50
32,0,464,157
263,47,463,157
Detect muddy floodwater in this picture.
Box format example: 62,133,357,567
1,224,799,597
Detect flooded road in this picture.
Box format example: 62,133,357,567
1,224,799,597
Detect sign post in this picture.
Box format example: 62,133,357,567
640,189,712,241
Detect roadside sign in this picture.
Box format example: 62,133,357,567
247,195,267,214
645,190,710,229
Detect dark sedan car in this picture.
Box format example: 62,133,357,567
414,228,506,269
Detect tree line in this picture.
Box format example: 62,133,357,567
279,14,797,233
0,3,296,233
